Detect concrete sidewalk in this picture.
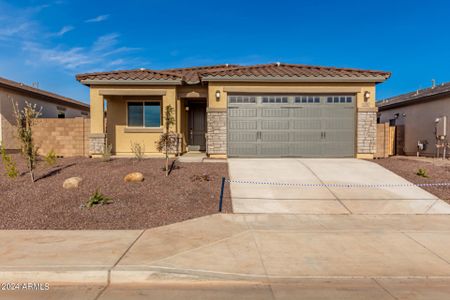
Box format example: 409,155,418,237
1,214,450,286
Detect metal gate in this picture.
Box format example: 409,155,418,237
227,94,355,157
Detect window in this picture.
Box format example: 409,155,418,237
293,95,321,104
229,96,256,103
57,112,65,119
325,95,354,104
127,101,161,127
262,96,288,103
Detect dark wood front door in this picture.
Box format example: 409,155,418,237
188,103,206,151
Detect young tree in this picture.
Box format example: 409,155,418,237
13,101,42,182
155,105,176,176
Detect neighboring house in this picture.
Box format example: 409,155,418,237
0,76,90,149
76,63,390,158
377,81,450,156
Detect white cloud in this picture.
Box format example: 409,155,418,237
23,42,93,69
92,33,119,52
23,33,141,71
0,22,33,39
85,14,109,23
54,25,74,36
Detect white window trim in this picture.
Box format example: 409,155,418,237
126,100,162,129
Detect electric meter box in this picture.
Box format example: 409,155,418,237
436,116,447,138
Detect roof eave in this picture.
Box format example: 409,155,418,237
79,79,183,86
378,90,450,111
0,81,89,110
201,76,389,83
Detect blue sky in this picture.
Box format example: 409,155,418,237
0,0,449,104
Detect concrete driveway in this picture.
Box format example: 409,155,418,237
228,158,450,214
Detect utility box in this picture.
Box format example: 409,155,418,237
435,116,447,139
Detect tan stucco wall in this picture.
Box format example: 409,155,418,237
378,95,450,156
207,82,376,109
0,86,89,149
90,85,177,155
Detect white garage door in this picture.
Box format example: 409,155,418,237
227,94,355,157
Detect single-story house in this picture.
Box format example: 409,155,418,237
76,63,390,158
377,81,450,156
0,76,90,149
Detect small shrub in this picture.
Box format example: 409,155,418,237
416,168,428,178
130,142,145,161
44,149,57,166
190,174,211,182
0,145,19,178
13,100,41,182
85,189,112,208
155,105,176,176
102,144,113,162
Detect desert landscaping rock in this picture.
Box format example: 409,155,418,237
63,176,83,189
375,157,450,204
0,154,231,229
124,172,144,182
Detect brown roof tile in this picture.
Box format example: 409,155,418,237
200,63,390,81
75,69,182,82
76,63,390,85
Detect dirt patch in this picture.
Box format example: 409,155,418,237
374,157,450,204
0,154,231,229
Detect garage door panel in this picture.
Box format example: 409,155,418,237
261,132,289,142
322,142,354,157
229,120,257,130
228,108,257,117
228,144,258,156
322,119,354,130
291,131,322,142
290,143,323,157
261,120,290,130
292,119,322,130
229,132,258,142
325,130,354,142
291,107,321,118
261,108,290,118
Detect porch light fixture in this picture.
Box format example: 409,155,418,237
364,91,371,101
215,90,221,101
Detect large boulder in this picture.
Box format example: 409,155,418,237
63,177,83,189
124,172,144,182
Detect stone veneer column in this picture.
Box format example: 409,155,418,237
89,133,106,155
206,108,227,155
357,108,377,154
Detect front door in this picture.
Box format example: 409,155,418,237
188,102,206,151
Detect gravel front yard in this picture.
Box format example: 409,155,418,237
0,154,231,229
374,157,450,204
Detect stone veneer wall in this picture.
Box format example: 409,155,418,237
206,109,227,154
89,133,106,155
357,110,377,154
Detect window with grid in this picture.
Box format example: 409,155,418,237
261,96,288,103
